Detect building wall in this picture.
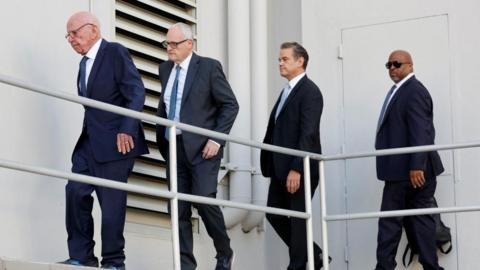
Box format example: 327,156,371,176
3,0,480,270
0,0,90,262
301,0,480,269
0,1,270,269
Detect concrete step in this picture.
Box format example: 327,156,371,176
0,257,97,270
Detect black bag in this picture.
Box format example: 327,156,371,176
402,197,452,267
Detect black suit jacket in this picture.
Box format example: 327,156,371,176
156,53,239,164
73,39,149,162
375,75,444,181
260,75,323,184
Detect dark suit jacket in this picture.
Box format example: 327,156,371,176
156,53,239,164
260,75,323,185
375,75,444,181
73,39,149,162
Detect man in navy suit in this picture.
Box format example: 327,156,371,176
155,23,238,270
61,11,148,270
375,50,444,270
260,42,325,270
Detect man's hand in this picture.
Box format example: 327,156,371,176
202,140,220,159
410,170,425,188
117,133,134,155
286,170,302,194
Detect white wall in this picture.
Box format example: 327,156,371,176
0,0,90,262
301,0,480,269
4,0,480,270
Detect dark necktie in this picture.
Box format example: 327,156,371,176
165,65,182,140
79,56,88,96
377,85,397,131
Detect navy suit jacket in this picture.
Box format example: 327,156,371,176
73,39,149,163
260,75,323,185
156,53,239,164
375,75,444,181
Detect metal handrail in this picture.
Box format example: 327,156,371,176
323,140,480,161
0,74,322,161
1,74,476,160
1,74,478,270
0,74,317,269
0,158,308,219
326,205,480,221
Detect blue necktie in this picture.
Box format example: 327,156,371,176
377,85,397,131
165,65,182,140
79,56,88,96
275,84,291,120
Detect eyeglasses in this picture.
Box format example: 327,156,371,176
162,39,189,49
65,23,94,39
385,61,409,69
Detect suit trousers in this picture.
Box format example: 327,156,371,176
375,179,443,270
66,137,134,267
266,177,323,270
168,135,232,270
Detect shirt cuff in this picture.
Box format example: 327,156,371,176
208,139,221,147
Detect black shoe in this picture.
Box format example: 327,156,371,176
101,264,126,270
58,258,99,267
215,252,234,270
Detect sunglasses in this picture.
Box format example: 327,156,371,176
385,61,409,69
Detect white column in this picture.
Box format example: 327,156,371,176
242,0,270,232
223,0,252,228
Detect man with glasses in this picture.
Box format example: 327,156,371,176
60,11,148,270
375,50,444,270
155,23,238,270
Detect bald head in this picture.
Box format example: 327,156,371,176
66,11,101,55
387,50,414,83
389,50,413,64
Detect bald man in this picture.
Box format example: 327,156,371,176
374,50,444,270
60,11,148,270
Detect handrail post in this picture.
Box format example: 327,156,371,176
319,160,330,270
169,126,181,270
303,156,315,270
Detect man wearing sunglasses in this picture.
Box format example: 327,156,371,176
60,11,149,270
375,50,444,270
156,23,238,270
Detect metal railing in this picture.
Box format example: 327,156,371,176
0,74,318,269
2,73,480,269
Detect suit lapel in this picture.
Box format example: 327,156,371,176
160,61,175,103
270,90,284,122
181,53,200,105
276,75,307,119
378,76,416,131
86,39,107,97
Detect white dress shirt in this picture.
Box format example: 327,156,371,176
384,72,415,109
81,38,102,89
163,53,192,135
275,72,306,119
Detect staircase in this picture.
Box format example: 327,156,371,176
0,257,96,270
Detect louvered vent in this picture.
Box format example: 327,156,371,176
114,0,197,214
